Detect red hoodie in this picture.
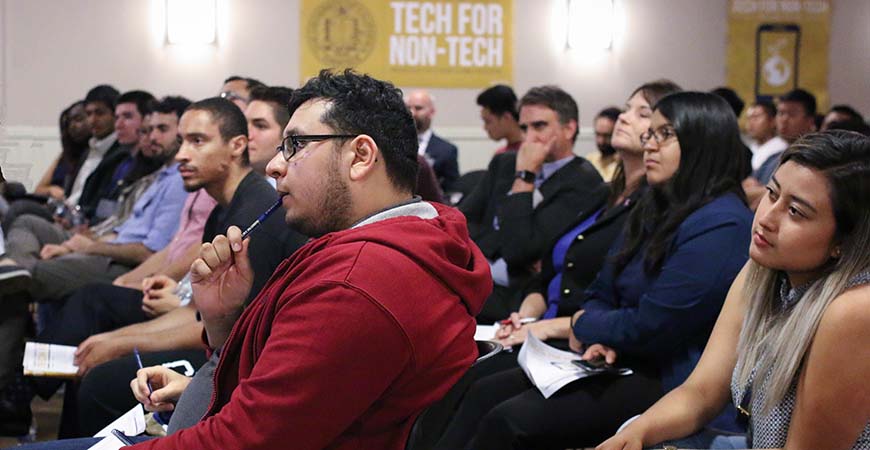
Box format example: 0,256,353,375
132,202,491,450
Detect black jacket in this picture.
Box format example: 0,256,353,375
525,186,644,317
460,152,604,287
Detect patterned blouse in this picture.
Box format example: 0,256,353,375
731,271,870,449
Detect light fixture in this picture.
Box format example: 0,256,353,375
166,0,217,45
567,0,614,50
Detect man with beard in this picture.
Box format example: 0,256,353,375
62,97,306,436
585,107,621,181
406,89,459,191
21,113,190,304
71,70,490,450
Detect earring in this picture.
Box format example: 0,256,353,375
832,248,842,259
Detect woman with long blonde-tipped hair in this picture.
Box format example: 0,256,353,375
599,130,870,449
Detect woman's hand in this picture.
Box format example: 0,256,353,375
582,343,618,364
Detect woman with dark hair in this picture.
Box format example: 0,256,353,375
494,79,682,351
34,101,91,200
599,130,870,450
439,92,753,449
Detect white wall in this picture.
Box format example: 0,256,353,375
1,0,868,189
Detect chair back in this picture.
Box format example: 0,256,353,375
405,340,503,450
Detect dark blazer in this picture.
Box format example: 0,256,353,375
574,192,752,393
526,185,643,317
459,152,604,286
78,140,126,222
424,133,459,192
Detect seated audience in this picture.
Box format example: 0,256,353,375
34,101,91,201
55,97,307,436
710,86,752,179
406,89,460,191
744,88,817,209
585,106,622,181
476,84,523,156
599,130,870,450
16,69,492,450
459,85,603,323
220,75,265,110
415,154,444,203
745,99,788,171
495,80,680,352
244,85,293,180
820,104,865,131
437,92,752,449
79,90,157,224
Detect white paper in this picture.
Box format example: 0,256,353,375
474,324,499,341
94,404,146,438
87,434,129,450
517,334,632,398
23,342,78,377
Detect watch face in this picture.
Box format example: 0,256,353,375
516,170,536,183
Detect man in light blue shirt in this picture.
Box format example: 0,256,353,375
28,99,190,304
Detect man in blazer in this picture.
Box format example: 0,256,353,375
406,89,459,191
460,85,603,322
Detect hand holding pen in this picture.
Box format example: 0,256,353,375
189,196,284,348
130,348,191,414
190,196,283,320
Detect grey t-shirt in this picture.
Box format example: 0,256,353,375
167,349,219,434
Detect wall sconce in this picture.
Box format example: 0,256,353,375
566,0,614,50
166,0,217,45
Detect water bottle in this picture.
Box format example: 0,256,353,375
174,273,193,306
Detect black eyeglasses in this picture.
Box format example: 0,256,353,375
276,134,357,161
640,126,677,146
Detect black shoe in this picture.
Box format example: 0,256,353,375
0,398,32,436
0,265,31,295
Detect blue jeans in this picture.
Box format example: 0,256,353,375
7,435,154,450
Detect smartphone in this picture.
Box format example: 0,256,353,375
755,23,801,101
572,358,613,373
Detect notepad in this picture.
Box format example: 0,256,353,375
23,342,78,378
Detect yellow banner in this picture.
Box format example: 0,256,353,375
300,0,513,88
726,0,831,110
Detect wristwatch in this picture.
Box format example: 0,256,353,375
515,170,536,184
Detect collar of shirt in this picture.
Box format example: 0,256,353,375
88,131,118,157
750,136,788,170
539,154,576,183
352,196,436,228
417,128,434,155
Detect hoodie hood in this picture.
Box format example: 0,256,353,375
293,201,492,317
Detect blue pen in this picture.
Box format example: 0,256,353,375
111,428,135,445
240,195,285,239
133,347,168,426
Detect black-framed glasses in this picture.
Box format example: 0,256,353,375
276,134,357,161
640,126,677,146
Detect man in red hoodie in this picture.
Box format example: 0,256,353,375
105,70,490,450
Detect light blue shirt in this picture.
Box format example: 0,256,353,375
113,163,188,252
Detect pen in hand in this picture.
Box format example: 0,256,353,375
240,195,285,239
134,347,168,426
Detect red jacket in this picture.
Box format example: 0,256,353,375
132,202,491,450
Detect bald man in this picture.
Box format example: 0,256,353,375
406,90,459,191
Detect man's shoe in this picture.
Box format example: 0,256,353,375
0,265,31,295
